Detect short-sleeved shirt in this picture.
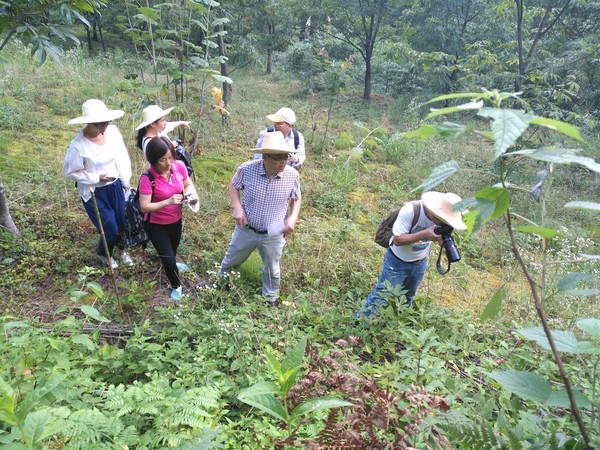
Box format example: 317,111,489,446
390,201,435,262
139,160,188,225
232,159,301,231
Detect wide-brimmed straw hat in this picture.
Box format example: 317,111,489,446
135,105,175,130
266,107,296,125
68,99,124,124
250,131,291,155
421,191,467,230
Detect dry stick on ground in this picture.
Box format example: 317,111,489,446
90,189,123,318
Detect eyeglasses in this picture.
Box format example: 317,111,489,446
92,121,111,128
267,153,289,161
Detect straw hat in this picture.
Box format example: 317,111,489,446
266,107,296,125
68,99,124,124
421,191,467,230
135,105,175,130
250,131,291,154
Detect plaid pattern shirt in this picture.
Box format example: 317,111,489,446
231,159,301,231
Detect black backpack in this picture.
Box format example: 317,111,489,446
173,136,194,176
266,127,299,150
374,201,421,248
122,171,155,248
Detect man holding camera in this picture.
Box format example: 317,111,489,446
357,191,467,317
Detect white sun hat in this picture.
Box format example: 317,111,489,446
68,99,124,124
249,131,291,155
421,191,467,230
266,107,296,125
135,105,175,130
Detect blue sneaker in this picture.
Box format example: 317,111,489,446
170,287,182,302
176,262,188,271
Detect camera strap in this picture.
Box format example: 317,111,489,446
436,245,451,275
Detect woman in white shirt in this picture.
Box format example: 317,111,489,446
63,99,133,269
135,105,190,156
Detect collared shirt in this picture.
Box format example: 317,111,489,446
254,128,306,167
232,159,301,231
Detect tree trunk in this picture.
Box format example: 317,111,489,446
0,178,21,238
363,52,372,100
216,23,232,105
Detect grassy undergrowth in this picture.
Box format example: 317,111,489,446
1,41,600,448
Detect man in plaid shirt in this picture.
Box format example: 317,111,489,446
219,132,302,306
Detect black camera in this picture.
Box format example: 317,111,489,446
434,224,461,263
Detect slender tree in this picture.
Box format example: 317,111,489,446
321,0,396,100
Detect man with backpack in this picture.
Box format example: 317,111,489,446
254,107,305,170
357,191,467,317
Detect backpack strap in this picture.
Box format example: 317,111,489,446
140,170,155,222
408,200,421,233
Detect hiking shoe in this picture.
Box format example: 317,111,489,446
268,299,280,308
120,251,134,267
98,254,118,269
170,287,183,302
176,262,189,271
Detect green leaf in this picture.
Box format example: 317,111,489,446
511,148,600,173
514,226,557,239
403,124,439,140
423,92,484,105
3,321,29,331
435,122,467,139
87,282,104,298
281,338,306,379
426,101,483,119
575,341,600,355
264,347,281,377
79,305,110,323
410,161,459,192
529,117,584,142
22,411,49,445
137,6,160,20
237,381,280,397
577,319,600,339
457,187,510,232
557,273,599,296
478,108,533,158
546,388,591,408
71,334,97,351
564,201,600,212
488,370,551,402
480,286,505,321
291,397,353,419
517,327,580,353
238,382,287,421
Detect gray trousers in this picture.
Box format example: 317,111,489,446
219,225,286,301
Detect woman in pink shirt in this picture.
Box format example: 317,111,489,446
138,136,198,301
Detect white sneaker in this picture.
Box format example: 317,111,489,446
120,251,134,267
98,254,118,269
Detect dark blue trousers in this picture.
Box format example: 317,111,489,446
82,179,125,257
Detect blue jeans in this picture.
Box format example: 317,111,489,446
219,225,286,302
83,179,125,258
358,249,428,317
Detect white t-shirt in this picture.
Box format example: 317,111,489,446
389,201,435,262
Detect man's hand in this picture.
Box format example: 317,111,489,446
289,155,299,164
232,205,247,226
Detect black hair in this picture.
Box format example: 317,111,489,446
145,136,176,166
136,127,147,150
